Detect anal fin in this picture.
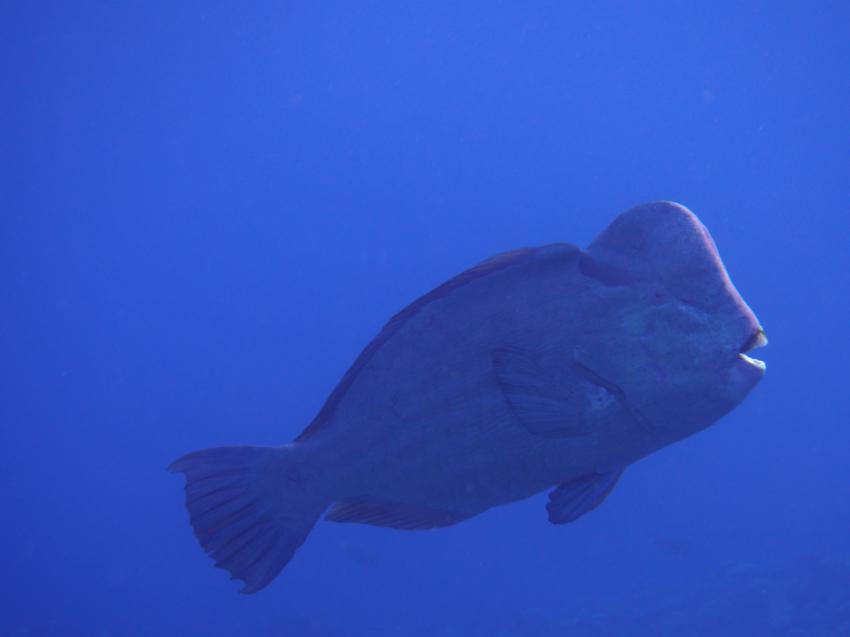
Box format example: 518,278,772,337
326,498,468,530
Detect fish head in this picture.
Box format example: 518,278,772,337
578,201,766,441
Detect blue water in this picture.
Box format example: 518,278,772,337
3,3,849,635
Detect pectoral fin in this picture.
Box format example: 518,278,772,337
547,469,623,524
492,347,612,437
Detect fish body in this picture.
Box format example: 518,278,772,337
171,201,766,592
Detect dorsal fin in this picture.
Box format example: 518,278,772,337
297,244,579,441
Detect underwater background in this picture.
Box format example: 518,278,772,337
3,3,850,635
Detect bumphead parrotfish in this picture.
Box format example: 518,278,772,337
170,201,766,593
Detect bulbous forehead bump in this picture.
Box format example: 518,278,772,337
587,201,738,307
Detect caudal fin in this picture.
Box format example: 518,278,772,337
169,444,324,593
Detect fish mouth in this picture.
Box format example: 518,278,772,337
738,327,768,371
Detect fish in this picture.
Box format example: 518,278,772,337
170,201,767,593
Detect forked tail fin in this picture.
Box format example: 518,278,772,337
169,444,325,593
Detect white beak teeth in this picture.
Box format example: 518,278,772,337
738,352,767,370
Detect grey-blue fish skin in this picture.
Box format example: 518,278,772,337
170,201,766,593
